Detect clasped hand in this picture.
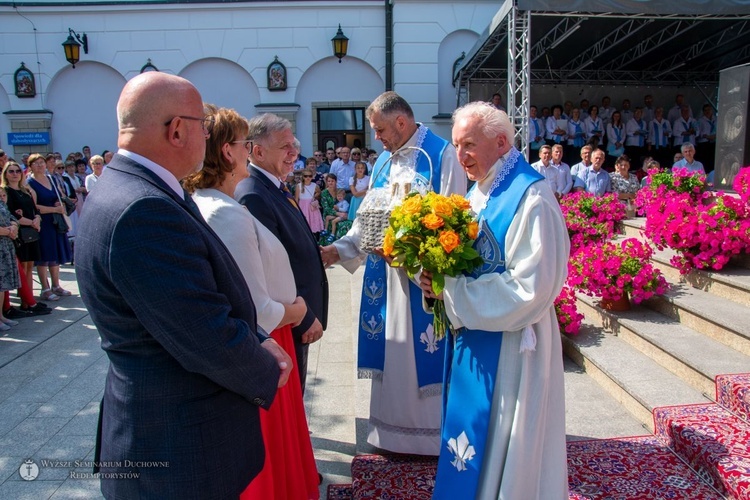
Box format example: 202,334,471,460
418,270,444,300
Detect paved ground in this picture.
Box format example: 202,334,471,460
0,263,644,498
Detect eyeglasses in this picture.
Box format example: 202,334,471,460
351,152,361,156
314,153,323,157
55,167,64,171
303,175,313,178
6,169,21,174
164,115,215,135
231,139,253,151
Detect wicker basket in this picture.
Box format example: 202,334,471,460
358,147,433,253
359,205,392,254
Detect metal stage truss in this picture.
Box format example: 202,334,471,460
454,0,750,154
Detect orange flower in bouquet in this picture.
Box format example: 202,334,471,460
383,191,484,339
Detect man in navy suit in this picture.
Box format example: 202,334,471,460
76,72,292,499
235,113,328,394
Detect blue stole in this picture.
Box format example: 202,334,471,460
653,121,666,148
530,120,543,150
572,120,584,147
357,127,448,396
433,149,543,499
607,125,624,156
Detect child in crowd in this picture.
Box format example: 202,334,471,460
348,162,370,221
325,189,349,238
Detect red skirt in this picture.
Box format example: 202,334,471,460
241,324,320,500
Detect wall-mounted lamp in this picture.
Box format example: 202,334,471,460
62,28,88,68
141,58,159,73
331,24,349,63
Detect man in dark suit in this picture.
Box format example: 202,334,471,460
235,113,328,394
76,72,292,499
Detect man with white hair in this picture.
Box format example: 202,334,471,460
420,101,568,499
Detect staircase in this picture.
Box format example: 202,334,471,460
328,217,750,499
562,218,750,499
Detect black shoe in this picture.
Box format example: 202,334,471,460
4,307,32,319
20,304,52,316
33,301,50,310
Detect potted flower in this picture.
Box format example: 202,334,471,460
567,238,668,310
559,191,626,252
636,167,750,274
554,285,584,335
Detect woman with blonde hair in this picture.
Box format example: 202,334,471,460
184,105,319,500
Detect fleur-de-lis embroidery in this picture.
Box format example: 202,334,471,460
367,254,381,269
361,313,384,340
364,278,384,305
420,323,439,354
447,431,475,472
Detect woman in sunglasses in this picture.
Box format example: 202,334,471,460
2,161,51,316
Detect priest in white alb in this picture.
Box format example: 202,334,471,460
420,102,569,499
320,91,466,455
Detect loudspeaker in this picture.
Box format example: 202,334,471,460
715,62,750,190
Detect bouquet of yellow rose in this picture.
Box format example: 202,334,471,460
382,191,484,339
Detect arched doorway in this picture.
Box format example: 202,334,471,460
295,57,384,155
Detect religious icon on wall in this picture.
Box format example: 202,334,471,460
267,56,287,91
14,63,35,98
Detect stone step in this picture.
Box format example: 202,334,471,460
645,283,750,357
650,246,750,308
562,320,711,428
620,217,646,240
576,294,750,397
563,357,646,441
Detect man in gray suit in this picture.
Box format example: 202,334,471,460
76,72,291,499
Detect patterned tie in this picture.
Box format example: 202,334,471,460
279,181,299,209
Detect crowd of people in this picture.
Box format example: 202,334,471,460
0,146,112,329
528,93,715,177
281,145,378,244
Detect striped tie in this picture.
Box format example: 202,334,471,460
279,182,299,209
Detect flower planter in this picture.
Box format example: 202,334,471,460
599,293,630,311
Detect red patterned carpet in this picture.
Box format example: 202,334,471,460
351,454,436,499
567,436,724,499
330,373,750,499
717,372,750,422
654,403,750,499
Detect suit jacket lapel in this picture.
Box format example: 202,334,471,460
250,166,319,245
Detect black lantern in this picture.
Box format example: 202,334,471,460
62,28,88,68
140,58,159,73
331,24,349,63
